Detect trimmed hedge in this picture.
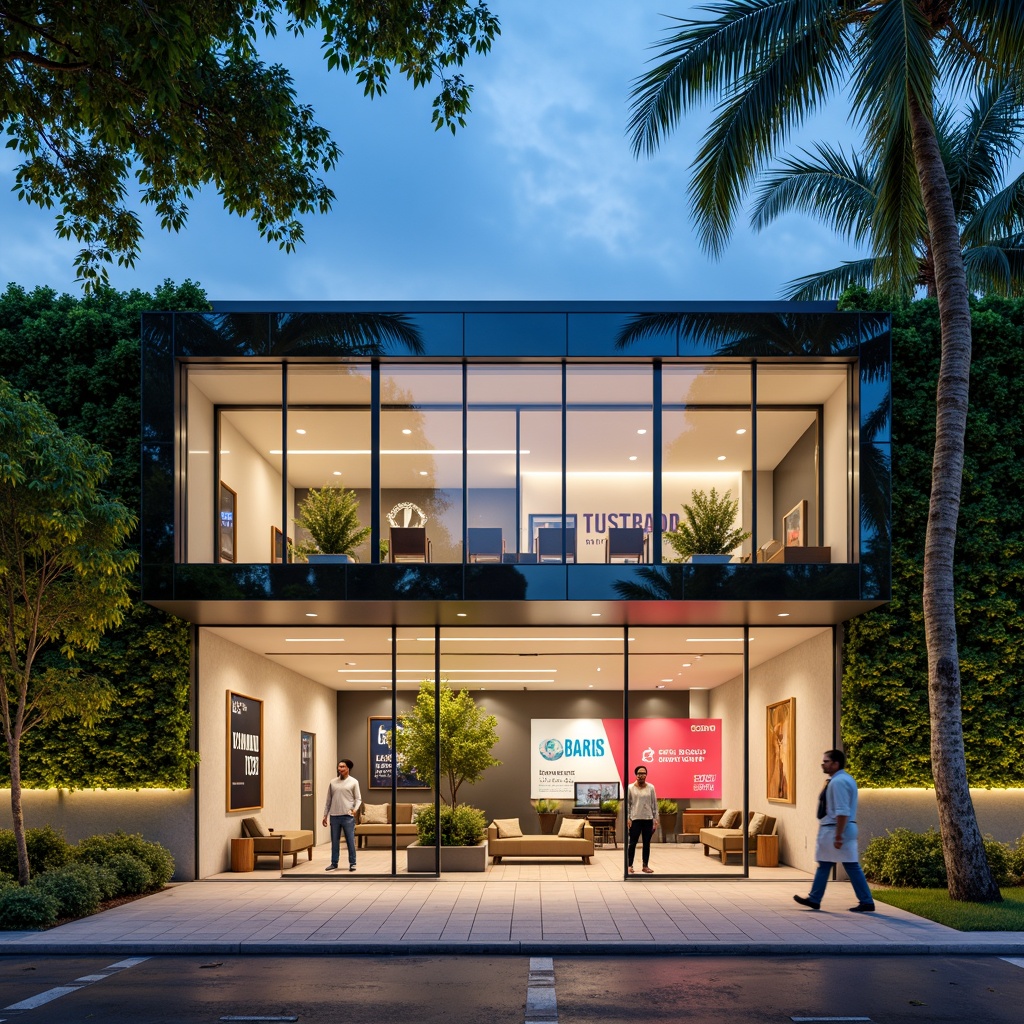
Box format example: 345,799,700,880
862,827,1024,887
0,825,72,878
32,864,102,918
74,831,174,889
414,804,487,847
0,887,59,929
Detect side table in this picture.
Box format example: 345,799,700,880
230,836,254,872
756,833,779,868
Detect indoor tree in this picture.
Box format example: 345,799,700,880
629,0,1024,901
393,680,501,807
0,381,137,884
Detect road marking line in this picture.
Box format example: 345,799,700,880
5,986,83,1010
526,956,557,1023
2,955,150,1011
791,1018,873,1022
1001,958,1024,969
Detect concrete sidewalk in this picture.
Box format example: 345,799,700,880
1,878,1022,956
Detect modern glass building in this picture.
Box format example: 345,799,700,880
141,301,891,879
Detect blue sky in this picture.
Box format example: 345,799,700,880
0,2,867,302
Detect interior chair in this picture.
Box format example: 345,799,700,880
605,527,647,563
390,527,431,563
467,527,505,563
536,527,577,563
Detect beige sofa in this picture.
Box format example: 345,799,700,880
699,812,777,865
354,802,419,848
241,817,314,870
487,822,594,864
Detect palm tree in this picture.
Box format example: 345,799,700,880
749,83,1024,299
629,0,1024,902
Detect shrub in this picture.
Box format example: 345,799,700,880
862,828,947,887
982,837,1013,886
415,804,487,847
74,832,173,888
0,887,59,929
0,825,72,877
534,799,560,813
106,853,153,896
0,872,17,894
1009,835,1024,884
658,799,679,815
32,864,102,918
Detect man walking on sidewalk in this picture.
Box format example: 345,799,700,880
794,749,875,913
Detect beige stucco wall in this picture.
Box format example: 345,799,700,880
197,628,338,877
709,627,837,872
858,789,1024,846
0,788,195,880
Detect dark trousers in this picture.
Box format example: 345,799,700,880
628,819,654,867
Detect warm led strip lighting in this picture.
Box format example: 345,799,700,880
270,448,531,455
339,668,557,673
341,677,555,685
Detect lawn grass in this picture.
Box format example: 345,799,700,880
872,886,1024,930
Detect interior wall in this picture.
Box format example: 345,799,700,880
335,689,691,831
709,628,836,872
0,789,195,881
822,380,849,560
772,425,818,545
220,418,284,565
197,629,338,877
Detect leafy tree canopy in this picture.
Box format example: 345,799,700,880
1,1,499,288
394,680,501,807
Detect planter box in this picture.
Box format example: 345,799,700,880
406,840,488,873
307,553,354,563
687,554,733,563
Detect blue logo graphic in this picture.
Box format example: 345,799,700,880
538,739,564,761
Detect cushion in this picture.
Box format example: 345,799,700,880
557,818,586,838
360,803,388,824
242,816,270,838
493,818,523,838
718,809,741,828
748,812,767,836
411,803,432,822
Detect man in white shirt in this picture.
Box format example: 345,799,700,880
322,758,361,871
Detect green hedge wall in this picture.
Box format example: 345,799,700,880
840,290,1024,787
0,281,207,789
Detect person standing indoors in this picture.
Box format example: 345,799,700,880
626,765,658,874
794,749,875,912
322,758,361,872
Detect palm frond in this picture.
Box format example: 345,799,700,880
963,241,1024,296
751,143,876,243
961,170,1024,247
781,258,880,301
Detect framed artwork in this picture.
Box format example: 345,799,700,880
368,716,430,789
783,500,807,547
766,697,796,804
271,526,292,563
218,482,237,563
227,691,263,812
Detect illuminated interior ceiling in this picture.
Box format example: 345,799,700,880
203,624,829,692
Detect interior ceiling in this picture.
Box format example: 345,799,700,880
203,624,829,692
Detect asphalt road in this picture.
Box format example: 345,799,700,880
1,954,1023,1023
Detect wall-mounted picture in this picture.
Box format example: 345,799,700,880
227,691,263,812
271,526,292,564
766,697,796,804
219,482,237,563
782,500,807,547
368,716,430,789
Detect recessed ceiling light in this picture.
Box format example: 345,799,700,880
295,428,306,435
588,684,594,688
456,612,467,617
346,662,357,666
591,612,601,617
682,663,691,668
419,470,428,476
305,612,318,618
402,428,412,435
333,471,342,476
736,428,747,435
778,612,791,617
596,666,601,672
656,684,666,689
637,428,647,435
661,678,672,683
629,455,638,462
717,455,726,461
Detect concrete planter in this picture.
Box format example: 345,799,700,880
307,553,354,563
687,554,733,563
406,840,488,873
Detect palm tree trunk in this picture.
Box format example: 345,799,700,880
909,94,1001,902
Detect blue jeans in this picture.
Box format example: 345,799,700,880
809,861,873,904
330,814,356,868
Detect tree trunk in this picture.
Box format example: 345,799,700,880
7,728,30,886
909,94,1001,902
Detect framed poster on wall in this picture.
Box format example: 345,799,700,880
368,716,430,790
219,482,237,562
227,691,263,811
766,697,796,804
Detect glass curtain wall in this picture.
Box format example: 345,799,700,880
381,366,464,563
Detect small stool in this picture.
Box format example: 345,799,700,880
230,837,254,872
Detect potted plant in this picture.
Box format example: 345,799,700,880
657,798,678,842
395,680,501,872
291,485,370,563
600,798,620,815
407,804,489,872
534,799,560,835
664,487,751,563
